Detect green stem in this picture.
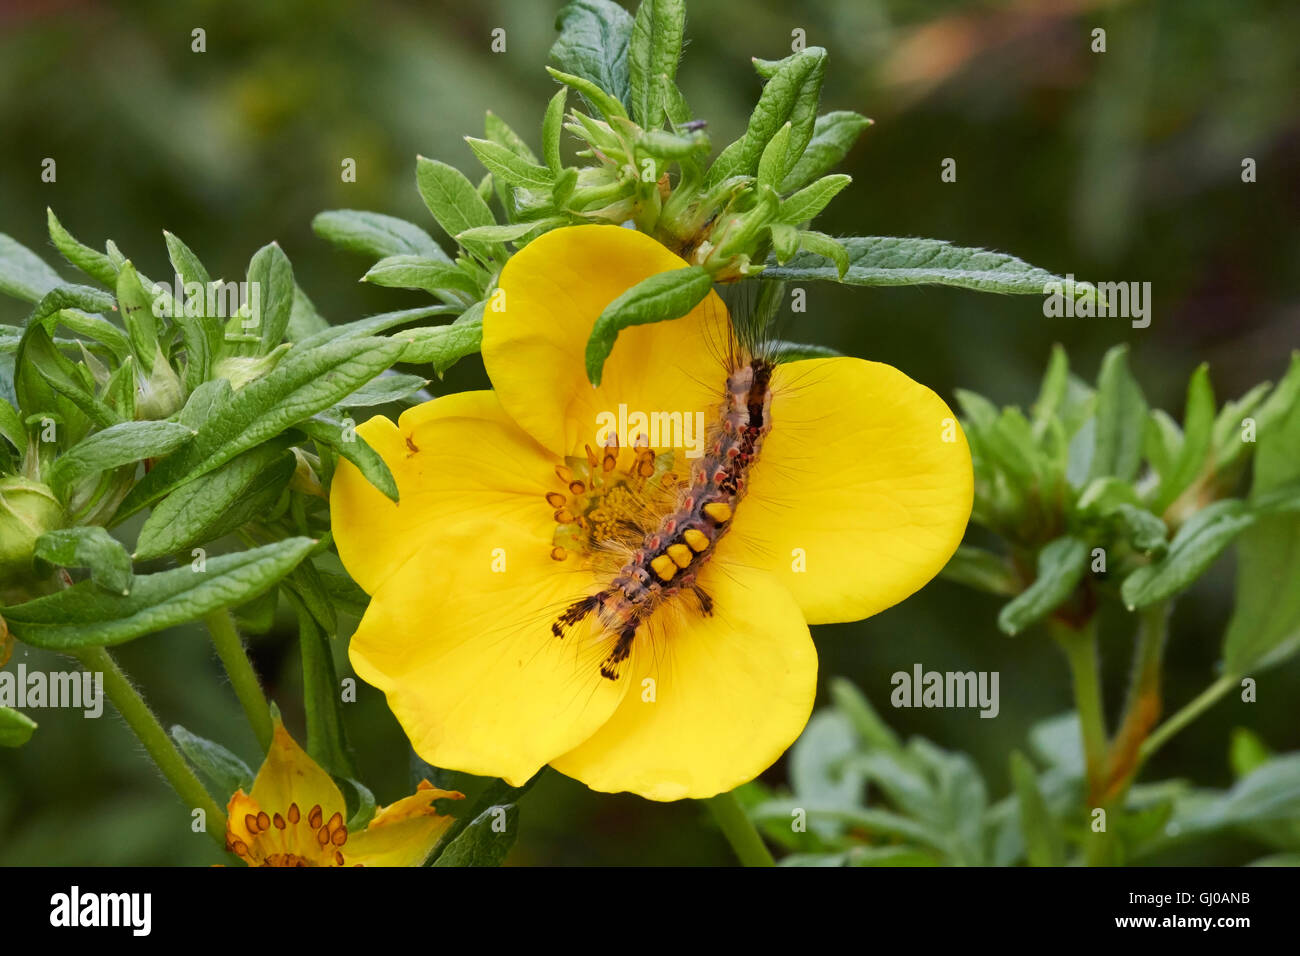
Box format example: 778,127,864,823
1105,601,1170,796
204,608,273,752
705,790,775,867
1138,673,1238,765
1051,619,1108,800
75,646,226,845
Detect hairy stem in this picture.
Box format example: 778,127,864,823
204,608,273,752
1051,618,1108,803
75,646,226,846
705,790,775,867
1139,673,1238,766
1104,600,1170,801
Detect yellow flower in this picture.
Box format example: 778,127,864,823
225,720,462,866
331,225,972,801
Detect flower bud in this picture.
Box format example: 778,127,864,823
0,476,63,582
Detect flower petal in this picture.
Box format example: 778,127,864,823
725,357,973,624
550,565,817,801
330,391,559,594
349,517,630,786
250,719,347,820
347,781,463,867
483,224,725,458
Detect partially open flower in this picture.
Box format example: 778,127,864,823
225,720,462,867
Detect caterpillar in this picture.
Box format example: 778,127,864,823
547,283,781,681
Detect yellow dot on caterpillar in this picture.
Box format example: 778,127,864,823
550,547,566,561
703,502,733,524
545,492,567,508
667,543,692,568
650,554,677,581
683,529,710,552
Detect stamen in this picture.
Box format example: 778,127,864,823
545,492,567,508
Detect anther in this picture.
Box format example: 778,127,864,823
288,803,301,824
273,813,287,830
555,465,573,483
257,811,271,832
245,813,260,834
568,480,586,495
308,805,323,830
545,492,567,508
551,547,567,561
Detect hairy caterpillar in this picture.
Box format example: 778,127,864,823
547,283,784,681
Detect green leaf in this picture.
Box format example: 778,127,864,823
780,111,872,193
629,0,685,128
484,111,540,166
756,122,793,190
1150,363,1215,513
47,210,117,286
339,372,429,408
465,137,554,191
797,230,848,279
432,804,519,867
133,442,296,560
47,420,195,494
288,284,331,341
115,262,165,371
4,538,314,649
362,255,481,300
710,48,827,184
455,218,567,244
1009,750,1064,866
0,396,24,452
1178,754,1300,832
0,707,37,747
170,725,254,797
550,0,634,115
542,89,568,173
768,223,800,263
545,66,628,122
297,304,459,350
414,157,501,258
34,526,133,595
777,173,851,225
1230,728,1273,779
1089,345,1148,483
0,233,62,303
246,243,295,354
763,235,1069,295
770,340,841,362
828,677,901,755
1121,500,1254,610
14,323,116,429
1031,344,1069,439
291,597,358,779
586,265,712,385
311,210,445,260
998,536,1088,635
117,335,405,520
1224,363,1300,674
38,306,132,364
940,545,1019,596
390,314,484,377
28,284,116,328
299,416,398,502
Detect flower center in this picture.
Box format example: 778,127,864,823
545,434,681,561
226,801,352,867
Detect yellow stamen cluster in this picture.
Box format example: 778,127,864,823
227,800,351,868
545,434,676,561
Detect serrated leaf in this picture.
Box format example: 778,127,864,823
0,233,62,303
4,538,314,649
763,235,1069,295
586,266,711,385
998,536,1088,635
628,0,684,128
780,111,872,193
550,0,634,115
1121,500,1254,610
311,210,446,261
47,210,117,286
47,420,195,494
117,336,406,520
171,724,254,797
133,441,296,560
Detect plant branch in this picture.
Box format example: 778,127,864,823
204,607,273,752
705,790,775,867
1138,673,1238,766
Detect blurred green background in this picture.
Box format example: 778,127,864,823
1,0,1297,865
